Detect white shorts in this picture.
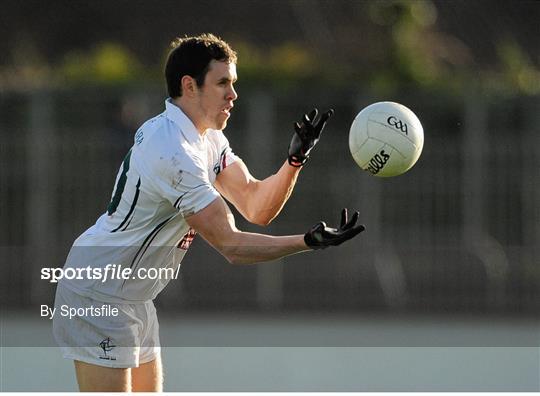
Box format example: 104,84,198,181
52,283,160,368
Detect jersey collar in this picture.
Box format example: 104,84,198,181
165,98,202,144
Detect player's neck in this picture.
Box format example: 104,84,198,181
171,97,208,136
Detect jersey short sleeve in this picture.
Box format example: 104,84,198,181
144,143,220,218
156,166,219,217
212,130,240,176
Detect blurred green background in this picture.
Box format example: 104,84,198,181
0,0,538,95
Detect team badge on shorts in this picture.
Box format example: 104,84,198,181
99,337,117,361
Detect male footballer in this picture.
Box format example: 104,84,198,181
53,33,365,391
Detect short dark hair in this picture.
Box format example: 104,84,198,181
165,33,237,98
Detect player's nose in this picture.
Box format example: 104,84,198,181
227,85,238,101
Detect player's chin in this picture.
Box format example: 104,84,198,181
215,117,229,131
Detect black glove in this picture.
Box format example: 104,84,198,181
304,208,365,249
288,108,334,167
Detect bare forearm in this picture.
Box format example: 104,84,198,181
219,232,309,265
249,161,301,224
187,197,364,267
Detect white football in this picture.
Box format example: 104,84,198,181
349,101,424,177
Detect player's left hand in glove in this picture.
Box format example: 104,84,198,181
304,208,365,249
288,108,334,167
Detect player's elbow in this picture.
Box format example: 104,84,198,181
245,208,276,226
224,254,248,265
221,249,251,265
243,184,276,226
249,214,274,227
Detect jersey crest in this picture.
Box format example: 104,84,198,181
178,228,196,250
213,148,230,175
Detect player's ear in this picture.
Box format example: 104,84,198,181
181,75,197,97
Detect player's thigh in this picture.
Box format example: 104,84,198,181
131,357,163,392
74,360,131,392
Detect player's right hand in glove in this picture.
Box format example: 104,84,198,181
304,208,365,249
288,108,334,167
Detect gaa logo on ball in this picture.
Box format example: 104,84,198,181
349,102,424,177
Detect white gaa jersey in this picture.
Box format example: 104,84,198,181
60,99,238,303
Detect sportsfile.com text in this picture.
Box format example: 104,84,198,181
41,264,180,283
